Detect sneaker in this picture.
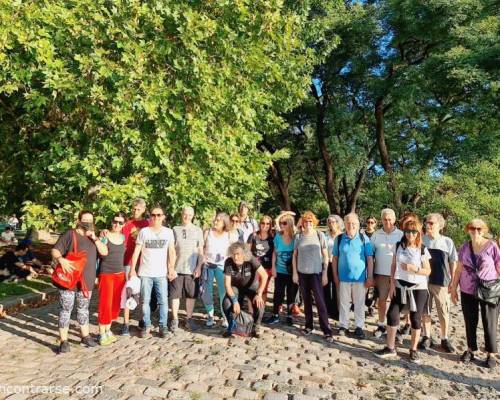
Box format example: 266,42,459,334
81,335,98,348
374,325,386,338
409,349,421,364
169,319,179,333
205,316,215,327
252,326,261,338
401,323,411,335
325,335,335,343
441,339,455,353
121,324,130,336
222,330,235,338
302,327,314,335
354,327,365,339
265,314,280,325
139,328,151,338
460,350,475,364
58,340,70,354
286,316,293,326
221,318,229,328
338,327,347,337
396,330,404,345
418,336,432,350
375,346,397,359
159,327,170,338
99,333,114,346
291,304,301,316
184,318,199,331
485,355,497,369
138,319,145,329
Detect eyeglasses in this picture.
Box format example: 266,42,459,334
112,220,125,225
151,213,163,217
469,227,482,232
404,230,418,235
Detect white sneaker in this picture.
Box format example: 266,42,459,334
221,318,228,328
206,316,215,327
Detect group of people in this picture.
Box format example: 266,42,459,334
49,199,499,369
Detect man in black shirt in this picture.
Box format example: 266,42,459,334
0,243,35,282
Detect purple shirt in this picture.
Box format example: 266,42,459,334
458,240,500,295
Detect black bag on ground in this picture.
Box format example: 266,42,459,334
232,310,254,337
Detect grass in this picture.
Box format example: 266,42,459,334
0,276,53,300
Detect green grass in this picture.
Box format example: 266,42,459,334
0,276,53,300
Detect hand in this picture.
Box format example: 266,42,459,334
59,258,75,274
253,294,265,309
233,301,241,315
400,263,408,272
271,267,277,278
86,230,97,241
450,286,458,305
168,270,177,281
365,278,375,288
100,229,109,238
94,278,99,288
388,282,396,299
128,268,137,280
321,270,328,287
333,277,340,288
193,267,201,279
292,272,299,285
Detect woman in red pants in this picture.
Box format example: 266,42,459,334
98,212,126,345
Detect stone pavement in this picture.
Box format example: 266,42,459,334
0,291,499,400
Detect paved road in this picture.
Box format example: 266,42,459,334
0,290,499,399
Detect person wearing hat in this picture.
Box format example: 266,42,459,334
238,201,258,243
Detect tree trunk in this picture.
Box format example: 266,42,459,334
375,97,402,212
269,161,293,211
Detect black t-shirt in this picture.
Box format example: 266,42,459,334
224,257,261,289
53,230,98,291
0,251,20,280
247,233,274,269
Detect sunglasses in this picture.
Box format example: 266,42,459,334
261,222,271,226
279,221,288,226
112,220,125,225
151,213,163,217
367,221,376,224
469,227,482,232
404,230,419,235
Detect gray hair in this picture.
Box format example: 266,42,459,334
133,198,146,208
182,206,195,215
381,208,396,220
327,214,345,231
227,241,252,262
344,212,360,224
426,213,446,229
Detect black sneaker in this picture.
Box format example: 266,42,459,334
58,340,70,354
441,339,455,353
396,330,404,345
302,327,314,335
252,326,261,338
222,330,235,338
81,335,98,348
265,314,280,325
324,335,335,343
286,316,293,326
409,349,421,364
138,319,145,329
375,346,397,359
486,355,497,369
338,327,347,336
418,336,431,350
159,327,170,338
354,327,365,339
460,350,475,364
401,323,411,335
374,325,386,338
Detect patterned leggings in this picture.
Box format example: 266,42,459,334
58,289,92,328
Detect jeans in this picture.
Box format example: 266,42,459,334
140,276,168,329
203,266,226,317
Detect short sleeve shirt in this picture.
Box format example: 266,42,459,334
122,219,150,266
240,219,258,243
224,257,260,289
333,233,374,283
395,245,431,289
247,233,274,269
274,233,294,275
294,231,327,274
371,228,403,276
173,224,204,274
53,230,98,291
136,227,174,278
458,241,500,295
422,235,458,287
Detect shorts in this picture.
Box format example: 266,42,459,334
169,274,199,299
424,283,450,320
375,274,391,301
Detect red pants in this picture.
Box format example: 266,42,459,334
98,272,126,325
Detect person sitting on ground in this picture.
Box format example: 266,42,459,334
0,243,37,282
1,226,18,246
222,242,268,338
375,219,431,364
18,239,44,271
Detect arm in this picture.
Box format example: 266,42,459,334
193,243,204,278
271,249,277,278
167,241,177,281
224,274,240,314
388,254,397,298
448,260,457,290
292,248,299,284
86,230,108,256
450,261,463,304
129,243,143,279
365,255,374,288
331,256,339,287
321,247,329,286
253,266,267,308
51,248,74,273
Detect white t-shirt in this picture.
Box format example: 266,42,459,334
395,245,431,289
136,226,174,278
371,228,403,276
240,218,258,243
1,231,16,243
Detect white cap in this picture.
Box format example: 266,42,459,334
126,276,141,294
125,297,138,311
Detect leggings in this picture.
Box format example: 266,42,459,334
98,272,126,325
273,273,299,315
461,291,498,353
387,288,428,330
203,266,226,317
58,289,92,329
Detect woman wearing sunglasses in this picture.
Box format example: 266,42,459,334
97,212,127,345
376,219,431,363
248,215,274,303
450,219,500,368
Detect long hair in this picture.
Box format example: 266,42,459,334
400,220,423,248
277,214,295,238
